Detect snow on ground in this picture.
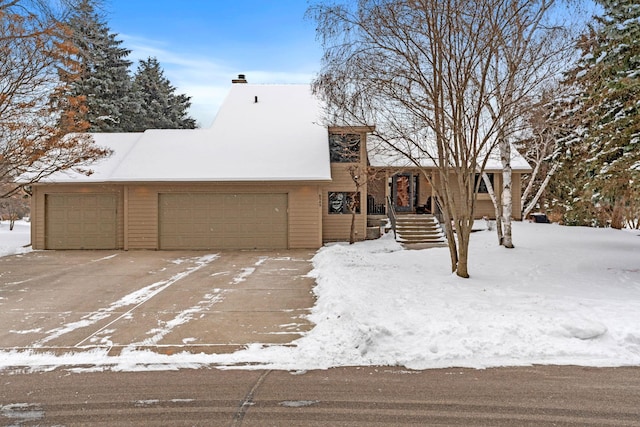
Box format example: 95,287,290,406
1,221,640,372
0,220,31,257
298,223,640,370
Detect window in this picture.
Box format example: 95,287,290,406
329,133,361,163
328,192,361,214
474,173,494,194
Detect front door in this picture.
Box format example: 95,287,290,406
392,174,418,212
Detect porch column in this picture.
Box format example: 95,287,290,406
385,170,391,205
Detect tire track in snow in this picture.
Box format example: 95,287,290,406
90,254,120,263
32,254,219,348
230,256,268,285
131,289,226,347
130,256,267,347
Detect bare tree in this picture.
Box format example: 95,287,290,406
0,0,110,199
310,0,570,277
0,184,29,230
346,165,365,244
346,163,385,244
482,172,504,243
487,1,583,246
518,89,567,220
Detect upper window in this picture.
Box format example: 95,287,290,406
329,133,361,163
474,173,494,194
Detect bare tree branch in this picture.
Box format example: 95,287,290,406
0,0,110,199
311,0,572,277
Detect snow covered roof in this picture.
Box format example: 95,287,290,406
39,84,331,183
34,82,531,184
368,138,532,172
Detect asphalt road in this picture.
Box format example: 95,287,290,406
1,366,639,426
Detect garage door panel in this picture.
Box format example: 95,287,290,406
83,223,100,233
162,209,184,222
192,210,211,221
159,193,288,250
255,206,276,216
46,194,118,249
67,210,82,222
235,210,255,220
83,211,99,221
99,210,115,220
208,223,225,234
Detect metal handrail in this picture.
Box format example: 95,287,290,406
386,195,397,238
434,197,445,224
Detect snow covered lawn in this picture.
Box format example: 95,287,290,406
300,222,640,370
0,220,31,257
1,221,639,372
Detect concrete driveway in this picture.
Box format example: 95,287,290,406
0,250,316,356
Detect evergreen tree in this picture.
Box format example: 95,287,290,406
62,0,142,132
562,0,640,228
132,57,196,130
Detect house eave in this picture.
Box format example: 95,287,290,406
328,125,375,133
32,178,334,186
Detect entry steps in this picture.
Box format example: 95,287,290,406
395,214,447,246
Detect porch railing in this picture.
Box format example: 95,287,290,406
433,197,445,224
386,195,397,238
367,196,386,215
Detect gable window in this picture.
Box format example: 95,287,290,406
328,192,361,214
329,133,361,163
474,173,494,194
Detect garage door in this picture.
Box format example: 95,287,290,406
45,194,118,249
159,193,288,249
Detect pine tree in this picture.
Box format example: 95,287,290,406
563,0,640,228
132,57,196,130
62,0,142,132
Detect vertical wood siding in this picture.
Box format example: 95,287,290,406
321,164,367,242
126,185,158,249
511,174,523,220
288,185,323,248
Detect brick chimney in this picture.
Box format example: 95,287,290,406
232,74,247,84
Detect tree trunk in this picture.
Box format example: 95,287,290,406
496,200,504,245
443,210,458,273
520,157,541,210
457,246,469,278
455,216,472,278
522,162,559,220
436,173,459,274
610,199,624,230
500,139,514,248
482,172,504,244
349,210,356,244
438,191,458,273
450,171,474,278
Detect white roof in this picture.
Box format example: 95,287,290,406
368,138,532,172
34,83,530,184
40,84,331,183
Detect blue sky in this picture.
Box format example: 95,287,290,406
106,0,322,127
104,1,599,127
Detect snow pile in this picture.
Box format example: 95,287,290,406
1,221,640,372
294,224,640,369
